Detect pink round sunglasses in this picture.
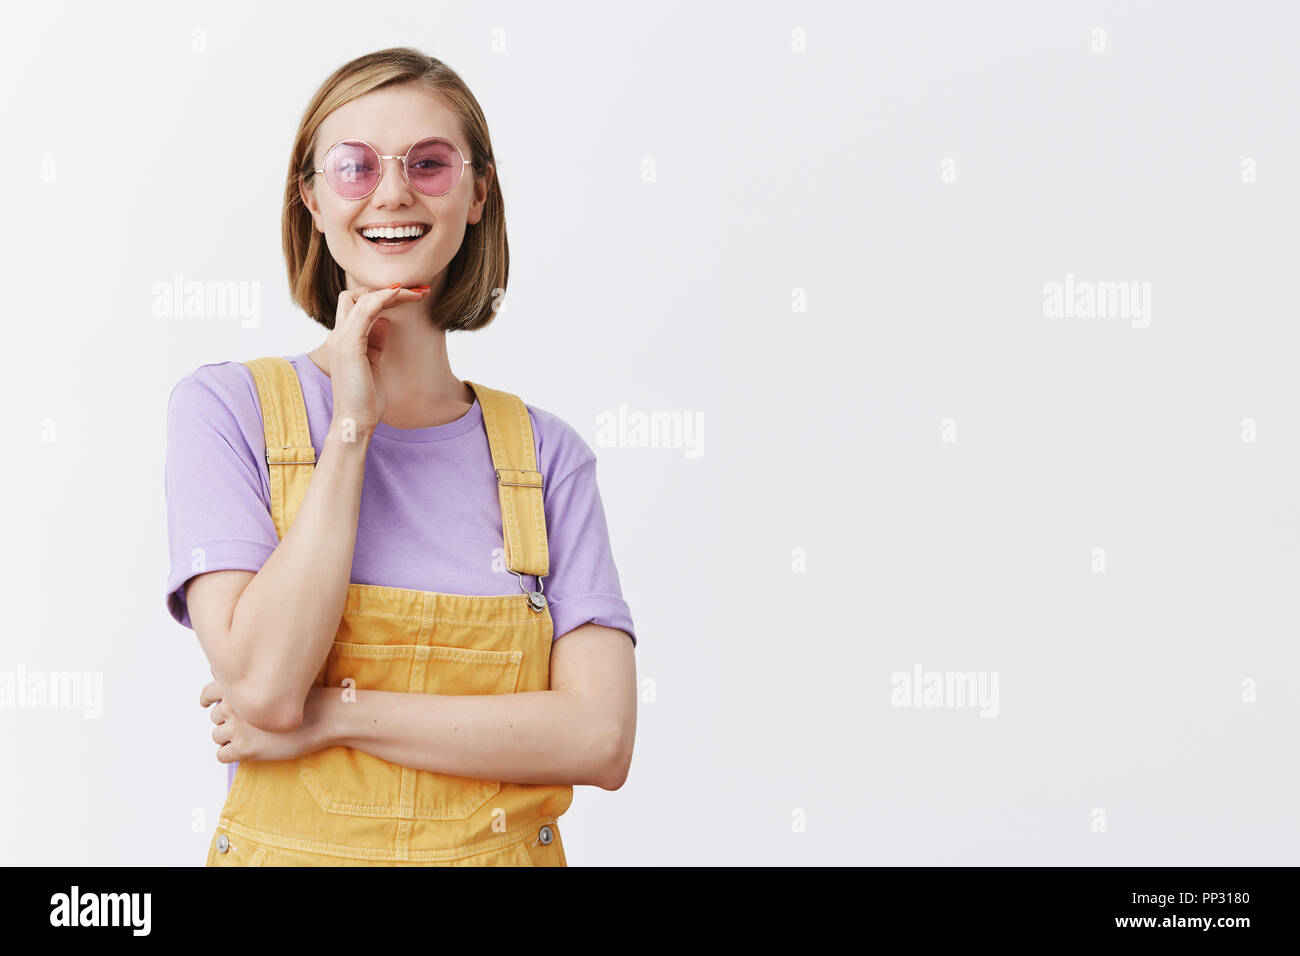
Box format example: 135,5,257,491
312,136,472,199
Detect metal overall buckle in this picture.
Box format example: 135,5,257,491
513,570,547,612
495,467,547,613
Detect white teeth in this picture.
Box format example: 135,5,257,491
361,225,427,240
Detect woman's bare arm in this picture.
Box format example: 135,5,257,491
186,425,371,732
308,623,637,789
184,285,427,732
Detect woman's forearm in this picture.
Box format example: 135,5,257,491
315,686,622,790
224,423,372,730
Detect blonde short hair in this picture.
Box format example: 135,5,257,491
282,47,507,332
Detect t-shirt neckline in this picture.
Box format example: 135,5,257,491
291,352,484,443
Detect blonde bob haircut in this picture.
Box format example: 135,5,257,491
282,47,506,332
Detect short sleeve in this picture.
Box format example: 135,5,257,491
163,364,280,630
542,458,637,647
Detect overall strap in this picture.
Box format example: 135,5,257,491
244,356,316,540
464,381,551,585
241,360,549,602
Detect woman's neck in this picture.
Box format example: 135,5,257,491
306,323,474,429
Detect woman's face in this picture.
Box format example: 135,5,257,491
299,83,488,295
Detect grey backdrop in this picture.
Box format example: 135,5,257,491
1,0,1296,865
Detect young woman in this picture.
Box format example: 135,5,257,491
163,48,638,866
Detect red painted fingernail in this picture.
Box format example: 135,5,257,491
388,282,402,289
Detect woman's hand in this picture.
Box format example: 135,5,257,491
200,680,336,763
324,284,430,436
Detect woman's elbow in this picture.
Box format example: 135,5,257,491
594,722,634,791
235,681,305,733
249,701,305,734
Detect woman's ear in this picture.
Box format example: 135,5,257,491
298,173,323,232
466,163,492,226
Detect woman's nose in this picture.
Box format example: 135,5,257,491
372,156,414,204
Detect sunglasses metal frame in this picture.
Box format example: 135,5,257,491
312,136,472,199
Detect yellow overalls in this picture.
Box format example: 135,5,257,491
205,355,572,866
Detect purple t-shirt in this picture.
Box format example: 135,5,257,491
164,352,636,648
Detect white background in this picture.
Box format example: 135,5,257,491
1,0,1297,865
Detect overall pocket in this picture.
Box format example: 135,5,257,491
299,641,523,820
259,839,535,866
444,838,535,866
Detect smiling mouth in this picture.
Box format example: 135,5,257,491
358,224,430,245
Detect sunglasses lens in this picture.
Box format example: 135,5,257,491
406,138,464,195
322,141,380,198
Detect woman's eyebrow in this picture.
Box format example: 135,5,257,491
352,135,455,151
400,135,453,149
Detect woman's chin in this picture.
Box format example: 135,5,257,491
344,267,437,293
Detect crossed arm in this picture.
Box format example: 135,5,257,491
200,617,637,791
187,428,636,793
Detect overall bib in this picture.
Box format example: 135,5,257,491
205,355,573,866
